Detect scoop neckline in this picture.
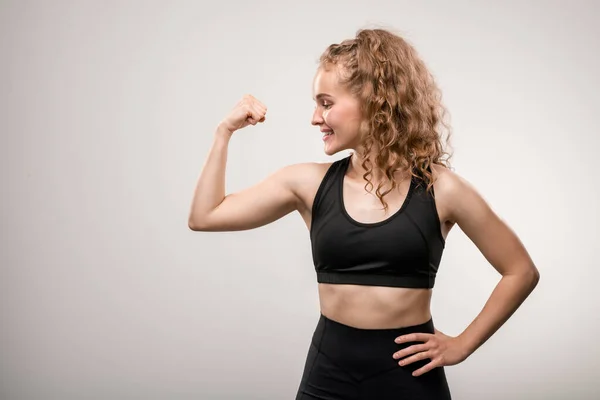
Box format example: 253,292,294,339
339,155,415,228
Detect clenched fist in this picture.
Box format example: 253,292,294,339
218,94,267,135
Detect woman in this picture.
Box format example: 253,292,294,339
188,28,540,400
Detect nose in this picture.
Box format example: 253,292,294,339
311,107,323,126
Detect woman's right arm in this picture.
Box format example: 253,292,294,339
187,95,300,232
188,127,300,232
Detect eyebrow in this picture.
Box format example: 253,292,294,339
313,93,333,101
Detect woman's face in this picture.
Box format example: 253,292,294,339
311,65,364,156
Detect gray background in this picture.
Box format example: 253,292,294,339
1,0,598,399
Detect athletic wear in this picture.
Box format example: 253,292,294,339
298,154,451,399
310,154,445,289
295,314,452,400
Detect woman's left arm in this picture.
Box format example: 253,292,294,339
445,169,540,351
393,168,540,375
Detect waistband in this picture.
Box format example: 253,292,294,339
318,313,434,336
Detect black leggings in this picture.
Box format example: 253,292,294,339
295,314,452,400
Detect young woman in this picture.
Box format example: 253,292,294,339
188,28,540,400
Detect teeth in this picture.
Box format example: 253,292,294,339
324,132,334,136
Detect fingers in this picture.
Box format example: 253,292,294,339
392,343,428,360
243,94,267,126
243,93,267,110
394,332,431,344
394,345,442,376
247,106,266,125
412,359,441,377
397,350,431,367
392,332,438,371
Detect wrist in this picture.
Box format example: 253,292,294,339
214,124,233,141
216,122,234,137
456,333,478,358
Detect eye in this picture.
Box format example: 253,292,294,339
322,102,332,109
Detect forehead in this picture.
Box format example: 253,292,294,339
312,66,346,99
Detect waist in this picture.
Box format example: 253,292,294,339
318,282,432,329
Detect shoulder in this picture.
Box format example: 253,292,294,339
429,163,463,195
275,160,336,210
429,163,487,225
277,160,335,186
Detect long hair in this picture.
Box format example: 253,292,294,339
319,28,453,211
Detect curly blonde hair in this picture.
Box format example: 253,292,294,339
319,28,453,211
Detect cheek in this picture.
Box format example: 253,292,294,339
322,109,331,124
333,112,362,134
323,109,343,129
323,105,361,132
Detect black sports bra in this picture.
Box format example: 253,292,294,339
310,154,445,289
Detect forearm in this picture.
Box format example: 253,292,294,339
458,265,540,355
188,125,232,227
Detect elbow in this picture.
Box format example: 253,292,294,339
526,264,541,291
188,215,208,231
504,263,540,292
188,218,200,231
533,267,540,288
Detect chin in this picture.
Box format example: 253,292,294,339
323,144,338,156
323,145,346,157
323,136,352,156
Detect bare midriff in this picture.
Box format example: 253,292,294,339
318,283,432,329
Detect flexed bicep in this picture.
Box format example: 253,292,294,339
189,165,300,232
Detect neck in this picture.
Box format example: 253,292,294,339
347,151,411,183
